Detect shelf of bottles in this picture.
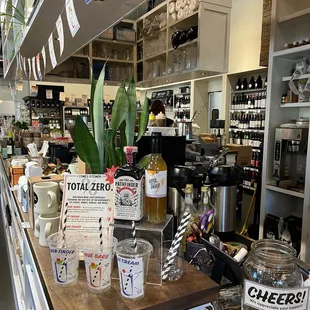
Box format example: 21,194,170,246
25,98,63,130
174,90,191,122
229,75,267,191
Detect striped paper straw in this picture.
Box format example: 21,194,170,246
161,211,191,280
131,221,137,254
62,203,68,246
99,217,103,248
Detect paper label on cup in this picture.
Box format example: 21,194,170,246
145,170,167,198
49,248,78,284
117,257,144,298
243,280,309,310
84,250,112,290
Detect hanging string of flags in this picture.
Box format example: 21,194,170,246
18,0,91,81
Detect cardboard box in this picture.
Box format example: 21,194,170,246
226,144,252,166
27,175,64,229
77,157,91,174
10,166,24,186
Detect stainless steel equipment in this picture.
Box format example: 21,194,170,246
273,127,308,185
211,185,237,233
177,122,192,140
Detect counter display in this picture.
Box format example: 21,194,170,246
0,156,219,310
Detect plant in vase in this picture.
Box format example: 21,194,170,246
73,66,149,174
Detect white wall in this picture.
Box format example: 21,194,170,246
228,0,264,73
0,101,15,115
29,81,119,102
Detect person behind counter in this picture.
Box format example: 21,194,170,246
149,99,174,127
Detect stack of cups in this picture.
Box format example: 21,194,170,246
33,181,60,247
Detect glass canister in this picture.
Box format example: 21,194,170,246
243,239,303,310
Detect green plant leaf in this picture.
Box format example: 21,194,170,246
73,116,100,174
93,64,106,173
119,120,127,165
125,76,137,146
136,96,149,143
137,154,151,169
110,80,128,138
89,69,96,126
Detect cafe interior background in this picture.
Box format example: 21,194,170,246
2,0,310,309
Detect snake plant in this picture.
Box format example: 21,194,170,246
73,66,149,173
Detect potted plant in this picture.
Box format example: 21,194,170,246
72,66,149,173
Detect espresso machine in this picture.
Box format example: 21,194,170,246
273,127,309,188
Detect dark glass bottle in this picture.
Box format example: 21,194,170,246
114,146,145,221
236,78,242,90
241,78,248,90
249,76,255,89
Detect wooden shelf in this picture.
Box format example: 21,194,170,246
92,57,133,64
229,128,264,133
273,44,310,59
136,1,167,22
168,38,198,52
169,11,198,28
93,38,135,46
143,51,166,62
278,8,310,24
72,54,89,59
231,88,266,94
282,74,310,82
244,167,259,172
280,102,310,108
266,184,304,199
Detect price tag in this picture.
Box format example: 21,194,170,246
59,92,65,101
244,280,309,310
46,89,53,99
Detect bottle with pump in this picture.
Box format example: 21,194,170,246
145,132,167,224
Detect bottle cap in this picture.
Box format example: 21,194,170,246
201,186,209,192
149,114,156,121
184,187,192,194
186,184,193,190
156,112,166,120
124,146,138,153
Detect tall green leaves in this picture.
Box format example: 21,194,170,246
125,77,137,146
110,80,128,138
136,96,149,143
93,65,106,173
73,116,100,174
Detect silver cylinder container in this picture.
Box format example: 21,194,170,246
211,185,237,232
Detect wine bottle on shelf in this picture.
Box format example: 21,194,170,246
261,91,266,108
7,130,14,158
230,132,234,144
256,75,262,89
232,96,236,110
249,76,255,89
236,78,242,90
251,96,255,109
241,78,248,90
255,95,259,109
247,95,252,109
258,93,262,109
264,78,267,88
262,113,265,129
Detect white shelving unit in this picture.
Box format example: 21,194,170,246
260,0,310,263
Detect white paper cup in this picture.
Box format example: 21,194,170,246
83,237,118,293
46,232,79,286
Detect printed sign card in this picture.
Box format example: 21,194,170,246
56,15,64,56
61,173,115,239
66,0,80,37
244,280,309,310
59,92,66,101
46,89,53,99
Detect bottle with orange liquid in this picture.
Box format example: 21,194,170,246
145,132,167,224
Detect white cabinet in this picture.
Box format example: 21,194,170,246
260,0,310,263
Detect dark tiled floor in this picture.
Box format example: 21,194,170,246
0,208,16,310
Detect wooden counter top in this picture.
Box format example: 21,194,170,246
13,190,218,310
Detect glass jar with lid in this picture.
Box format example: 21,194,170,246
243,239,303,310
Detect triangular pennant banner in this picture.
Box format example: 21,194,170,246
36,54,42,80
22,57,27,77
41,46,46,74
48,33,57,69
32,57,38,80
27,58,32,79
56,15,64,56
66,0,80,38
